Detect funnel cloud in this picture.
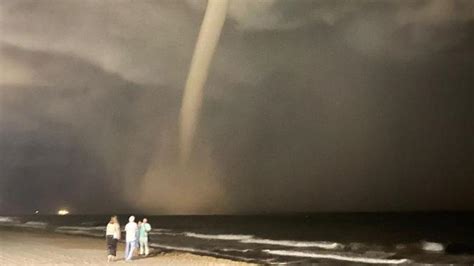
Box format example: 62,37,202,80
180,0,228,164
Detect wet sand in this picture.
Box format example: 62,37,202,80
0,229,254,265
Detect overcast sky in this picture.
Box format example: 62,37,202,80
1,0,473,214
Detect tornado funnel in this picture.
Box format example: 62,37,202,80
179,0,229,165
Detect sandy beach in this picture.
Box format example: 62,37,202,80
0,229,254,265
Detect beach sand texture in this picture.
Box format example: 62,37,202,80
0,230,254,265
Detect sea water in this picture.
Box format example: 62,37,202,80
1,213,474,264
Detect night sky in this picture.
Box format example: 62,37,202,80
0,0,473,214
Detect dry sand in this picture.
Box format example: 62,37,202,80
0,229,254,265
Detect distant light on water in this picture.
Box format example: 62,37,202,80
57,209,69,215
34,210,39,214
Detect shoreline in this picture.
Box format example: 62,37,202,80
0,228,255,265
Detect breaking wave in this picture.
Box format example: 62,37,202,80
56,225,105,231
263,249,409,264
184,232,254,241
421,241,444,252
14,221,48,229
220,248,252,253
151,228,171,232
149,243,256,262
149,228,180,236
241,238,343,249
0,216,19,224
54,229,104,237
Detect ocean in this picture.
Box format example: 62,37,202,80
1,213,474,264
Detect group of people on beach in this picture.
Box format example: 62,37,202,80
105,215,152,262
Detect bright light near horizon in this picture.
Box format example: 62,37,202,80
57,209,69,215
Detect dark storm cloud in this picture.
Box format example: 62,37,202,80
0,44,182,213
0,0,201,86
0,0,473,214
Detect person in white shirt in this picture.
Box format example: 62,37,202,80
124,215,138,261
105,216,120,262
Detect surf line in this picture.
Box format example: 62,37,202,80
149,243,255,262
242,238,342,249
263,250,409,264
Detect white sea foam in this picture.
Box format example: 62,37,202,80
241,238,343,249
221,248,252,253
55,225,105,231
92,225,106,230
0,216,19,223
15,221,48,229
80,221,101,226
56,226,91,231
263,250,409,264
421,241,444,252
56,229,104,237
184,232,254,241
151,228,171,232
149,243,255,262
148,228,177,236
149,231,181,236
150,243,217,254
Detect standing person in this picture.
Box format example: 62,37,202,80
139,218,152,256
124,216,138,261
105,216,120,262
136,221,142,256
